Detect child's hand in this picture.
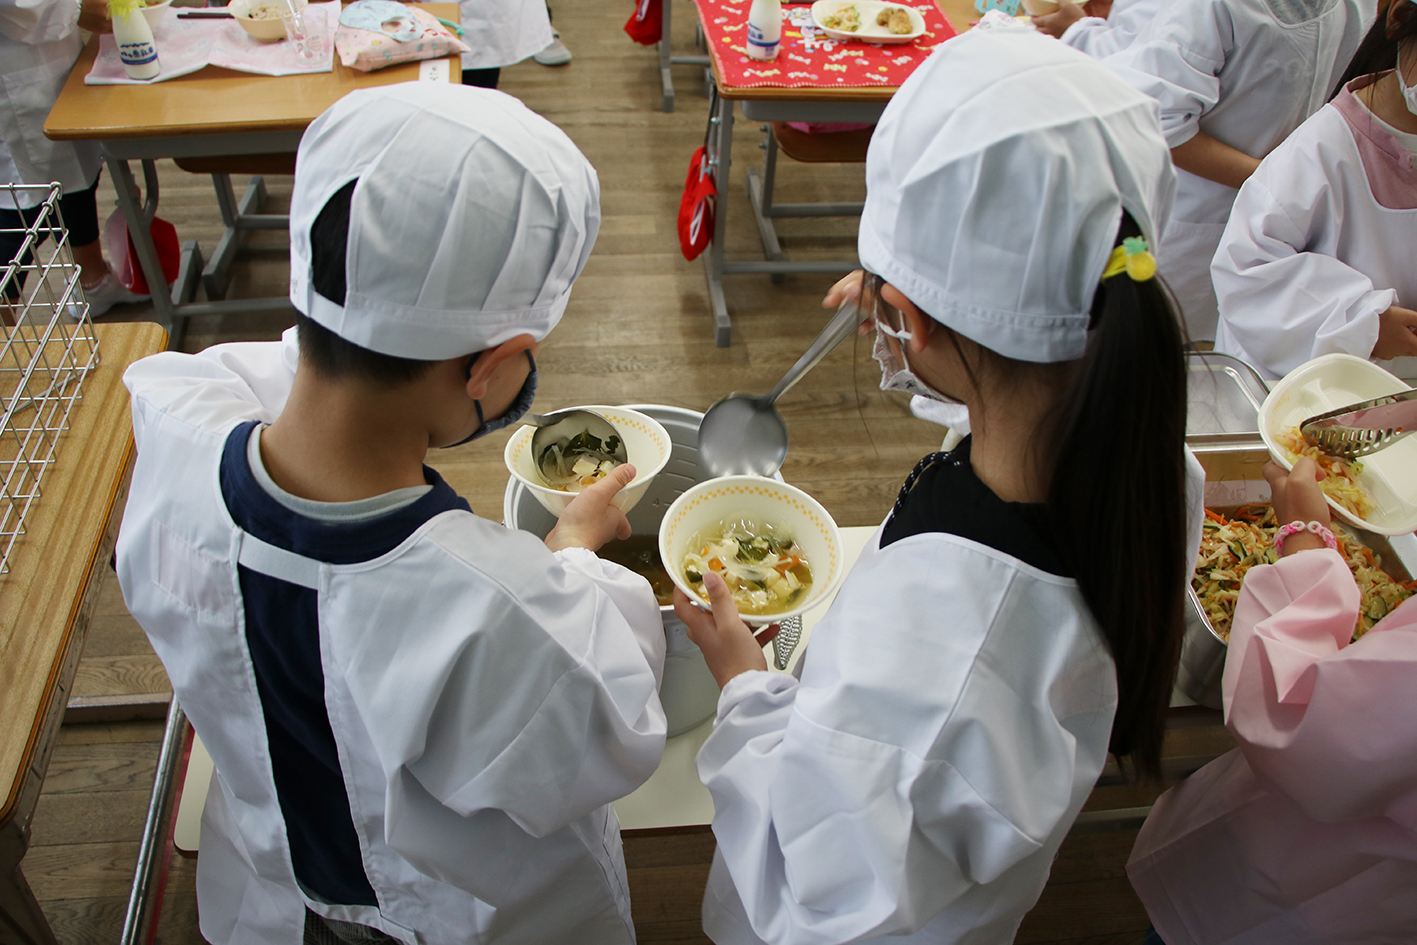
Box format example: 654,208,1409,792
1032,1,1088,38
1263,459,1331,555
544,464,636,553
674,573,780,688
1372,305,1417,361
821,271,875,335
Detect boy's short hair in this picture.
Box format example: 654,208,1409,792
299,180,436,386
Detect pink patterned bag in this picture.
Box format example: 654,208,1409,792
334,1,469,72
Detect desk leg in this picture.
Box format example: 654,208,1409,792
0,826,57,945
659,0,675,112
703,85,733,347
106,157,177,337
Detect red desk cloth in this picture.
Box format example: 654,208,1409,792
691,0,957,89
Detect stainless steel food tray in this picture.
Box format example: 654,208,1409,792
1185,351,1270,452
1180,448,1414,708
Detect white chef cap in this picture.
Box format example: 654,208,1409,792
288,83,600,360
858,28,1175,363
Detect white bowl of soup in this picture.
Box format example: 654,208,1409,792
504,405,673,518
660,475,844,626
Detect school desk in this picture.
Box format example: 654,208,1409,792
690,0,975,346
42,6,461,349
0,322,168,945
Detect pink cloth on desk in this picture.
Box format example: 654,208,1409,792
1128,549,1417,945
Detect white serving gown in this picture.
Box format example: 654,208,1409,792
0,0,101,209
1213,76,1417,383
696,524,1119,945
1102,0,1373,340
115,331,668,945
446,0,551,71
1059,0,1164,60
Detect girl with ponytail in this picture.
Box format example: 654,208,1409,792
673,26,1194,945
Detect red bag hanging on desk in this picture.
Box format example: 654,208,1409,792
103,207,180,295
677,145,716,261
624,0,662,44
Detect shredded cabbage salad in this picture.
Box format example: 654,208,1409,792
682,515,813,616
1193,504,1414,642
822,5,863,30
1274,426,1375,520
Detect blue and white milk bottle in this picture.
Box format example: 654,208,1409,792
746,0,781,60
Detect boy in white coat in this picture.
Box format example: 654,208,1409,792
116,84,667,945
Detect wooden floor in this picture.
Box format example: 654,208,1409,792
24,2,1233,942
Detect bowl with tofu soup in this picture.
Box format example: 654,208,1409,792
229,0,299,42
660,475,844,627
505,405,769,735
1021,0,1060,14
811,0,926,43
504,405,672,518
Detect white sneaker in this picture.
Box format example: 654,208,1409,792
81,272,149,317
534,30,572,66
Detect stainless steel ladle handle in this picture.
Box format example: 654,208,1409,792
763,299,866,407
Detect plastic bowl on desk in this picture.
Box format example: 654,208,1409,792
229,0,299,42
140,0,172,31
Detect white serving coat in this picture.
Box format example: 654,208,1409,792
115,331,668,945
1102,0,1373,340
696,525,1118,945
1060,0,1164,60
446,0,551,71
0,0,101,209
1213,77,1417,382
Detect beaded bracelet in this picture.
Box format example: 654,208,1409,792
1274,520,1338,555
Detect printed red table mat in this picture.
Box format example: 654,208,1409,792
690,0,958,89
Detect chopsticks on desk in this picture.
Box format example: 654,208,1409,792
177,10,234,17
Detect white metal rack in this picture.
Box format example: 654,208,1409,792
0,182,101,574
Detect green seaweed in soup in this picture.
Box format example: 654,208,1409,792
682,515,812,616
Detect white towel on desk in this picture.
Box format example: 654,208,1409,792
85,2,335,84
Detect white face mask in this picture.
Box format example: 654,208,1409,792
872,321,959,403
1399,46,1417,116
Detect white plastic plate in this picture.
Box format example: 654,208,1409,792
810,0,926,43
1258,353,1417,535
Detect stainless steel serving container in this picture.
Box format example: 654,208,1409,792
503,404,739,737
1181,356,1416,706
1180,352,1273,708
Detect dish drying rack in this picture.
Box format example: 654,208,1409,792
0,183,101,574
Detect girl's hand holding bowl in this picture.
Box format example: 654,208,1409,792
674,574,781,689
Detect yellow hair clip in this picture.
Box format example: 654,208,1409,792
1102,236,1157,282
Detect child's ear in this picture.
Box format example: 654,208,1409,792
463,334,536,399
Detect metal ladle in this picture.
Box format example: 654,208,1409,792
698,298,866,477
526,408,629,476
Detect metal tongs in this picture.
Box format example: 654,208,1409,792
1299,388,1417,459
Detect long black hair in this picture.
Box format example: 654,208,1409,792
872,211,1188,779
1043,212,1188,779
1331,0,1417,98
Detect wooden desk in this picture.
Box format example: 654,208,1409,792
694,0,973,345
0,322,168,945
43,7,460,344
